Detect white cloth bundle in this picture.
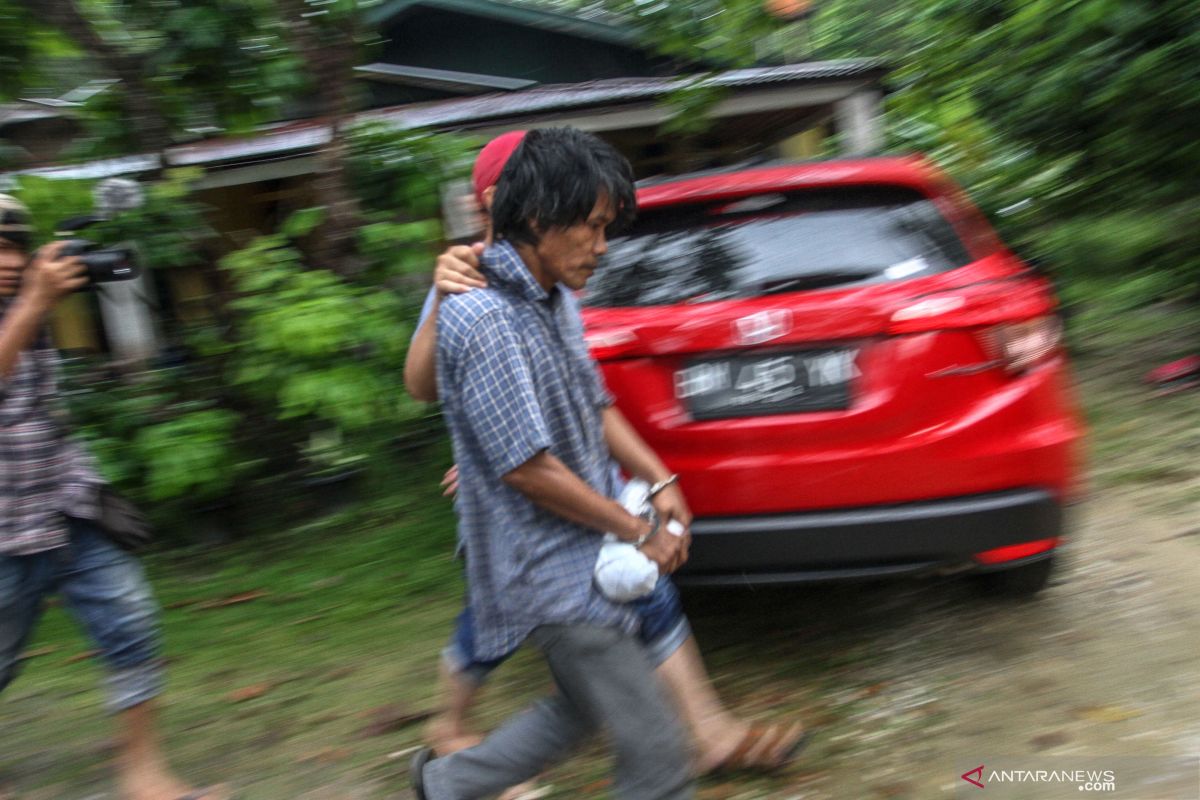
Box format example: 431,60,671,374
594,479,684,602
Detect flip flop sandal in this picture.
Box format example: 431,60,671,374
411,746,435,800
176,787,232,800
707,722,811,775
500,784,553,800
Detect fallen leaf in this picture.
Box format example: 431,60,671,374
306,711,346,728
194,589,270,610
18,646,59,660
64,649,101,665
296,747,351,764
1030,731,1071,750
580,779,611,794
1073,705,1141,723
227,682,275,703
357,703,434,737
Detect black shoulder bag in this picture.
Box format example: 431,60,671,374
97,486,155,552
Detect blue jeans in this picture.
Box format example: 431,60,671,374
444,576,691,685
0,517,163,712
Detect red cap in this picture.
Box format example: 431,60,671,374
471,130,526,203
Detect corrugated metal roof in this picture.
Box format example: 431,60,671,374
0,105,70,127
365,59,886,129
355,63,539,93
12,154,161,181
170,124,331,167
708,60,888,86
2,59,886,180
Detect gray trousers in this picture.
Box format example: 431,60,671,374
422,624,694,800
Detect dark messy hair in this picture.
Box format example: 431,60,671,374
490,127,636,246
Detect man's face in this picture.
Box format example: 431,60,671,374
0,239,28,298
531,194,617,292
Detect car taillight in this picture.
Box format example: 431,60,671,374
584,328,639,361
977,316,1063,374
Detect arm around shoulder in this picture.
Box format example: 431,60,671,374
403,296,441,402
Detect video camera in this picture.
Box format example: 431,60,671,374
55,215,140,285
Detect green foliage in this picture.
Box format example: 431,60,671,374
7,177,95,243
11,169,214,271
280,205,325,239
64,363,175,492
0,1,54,102
37,124,470,539
563,0,786,67
93,169,218,270
344,123,475,279
808,0,1200,303
659,79,730,137
62,361,256,527
134,407,245,502
2,0,308,156
223,229,419,437
345,122,477,219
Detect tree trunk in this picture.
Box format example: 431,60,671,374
276,0,365,276
20,0,174,154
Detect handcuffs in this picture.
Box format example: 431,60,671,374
633,474,679,549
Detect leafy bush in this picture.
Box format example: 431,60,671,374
134,408,245,502
24,127,471,542
813,0,1200,306
222,228,424,455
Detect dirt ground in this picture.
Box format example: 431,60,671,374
416,306,1200,799
450,304,1200,800
2,306,1197,800
668,490,1200,799
660,306,1200,799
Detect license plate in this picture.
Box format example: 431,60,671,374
675,348,857,420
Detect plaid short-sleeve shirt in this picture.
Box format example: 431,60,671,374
0,305,103,555
436,241,634,661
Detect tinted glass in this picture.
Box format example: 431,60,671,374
583,186,973,308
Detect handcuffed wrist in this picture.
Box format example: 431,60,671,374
647,474,679,499
634,514,660,549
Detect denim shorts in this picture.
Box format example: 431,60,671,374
444,576,691,685
0,517,164,712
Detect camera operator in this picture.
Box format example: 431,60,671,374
0,195,226,800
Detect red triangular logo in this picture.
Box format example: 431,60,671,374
961,765,985,788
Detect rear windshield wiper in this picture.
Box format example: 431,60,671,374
759,269,879,295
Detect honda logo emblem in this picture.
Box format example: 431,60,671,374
734,310,792,345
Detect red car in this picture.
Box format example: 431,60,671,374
580,156,1084,597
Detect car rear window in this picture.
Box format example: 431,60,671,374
583,185,974,308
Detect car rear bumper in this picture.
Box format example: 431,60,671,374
677,487,1063,586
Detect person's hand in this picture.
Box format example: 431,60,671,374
649,482,692,537
638,516,690,575
22,242,86,310
440,464,459,497
434,242,487,298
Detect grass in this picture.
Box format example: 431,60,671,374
2,469,475,799
1069,301,1200,514
3,302,1198,799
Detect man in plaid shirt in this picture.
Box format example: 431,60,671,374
0,194,225,800
410,129,694,800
